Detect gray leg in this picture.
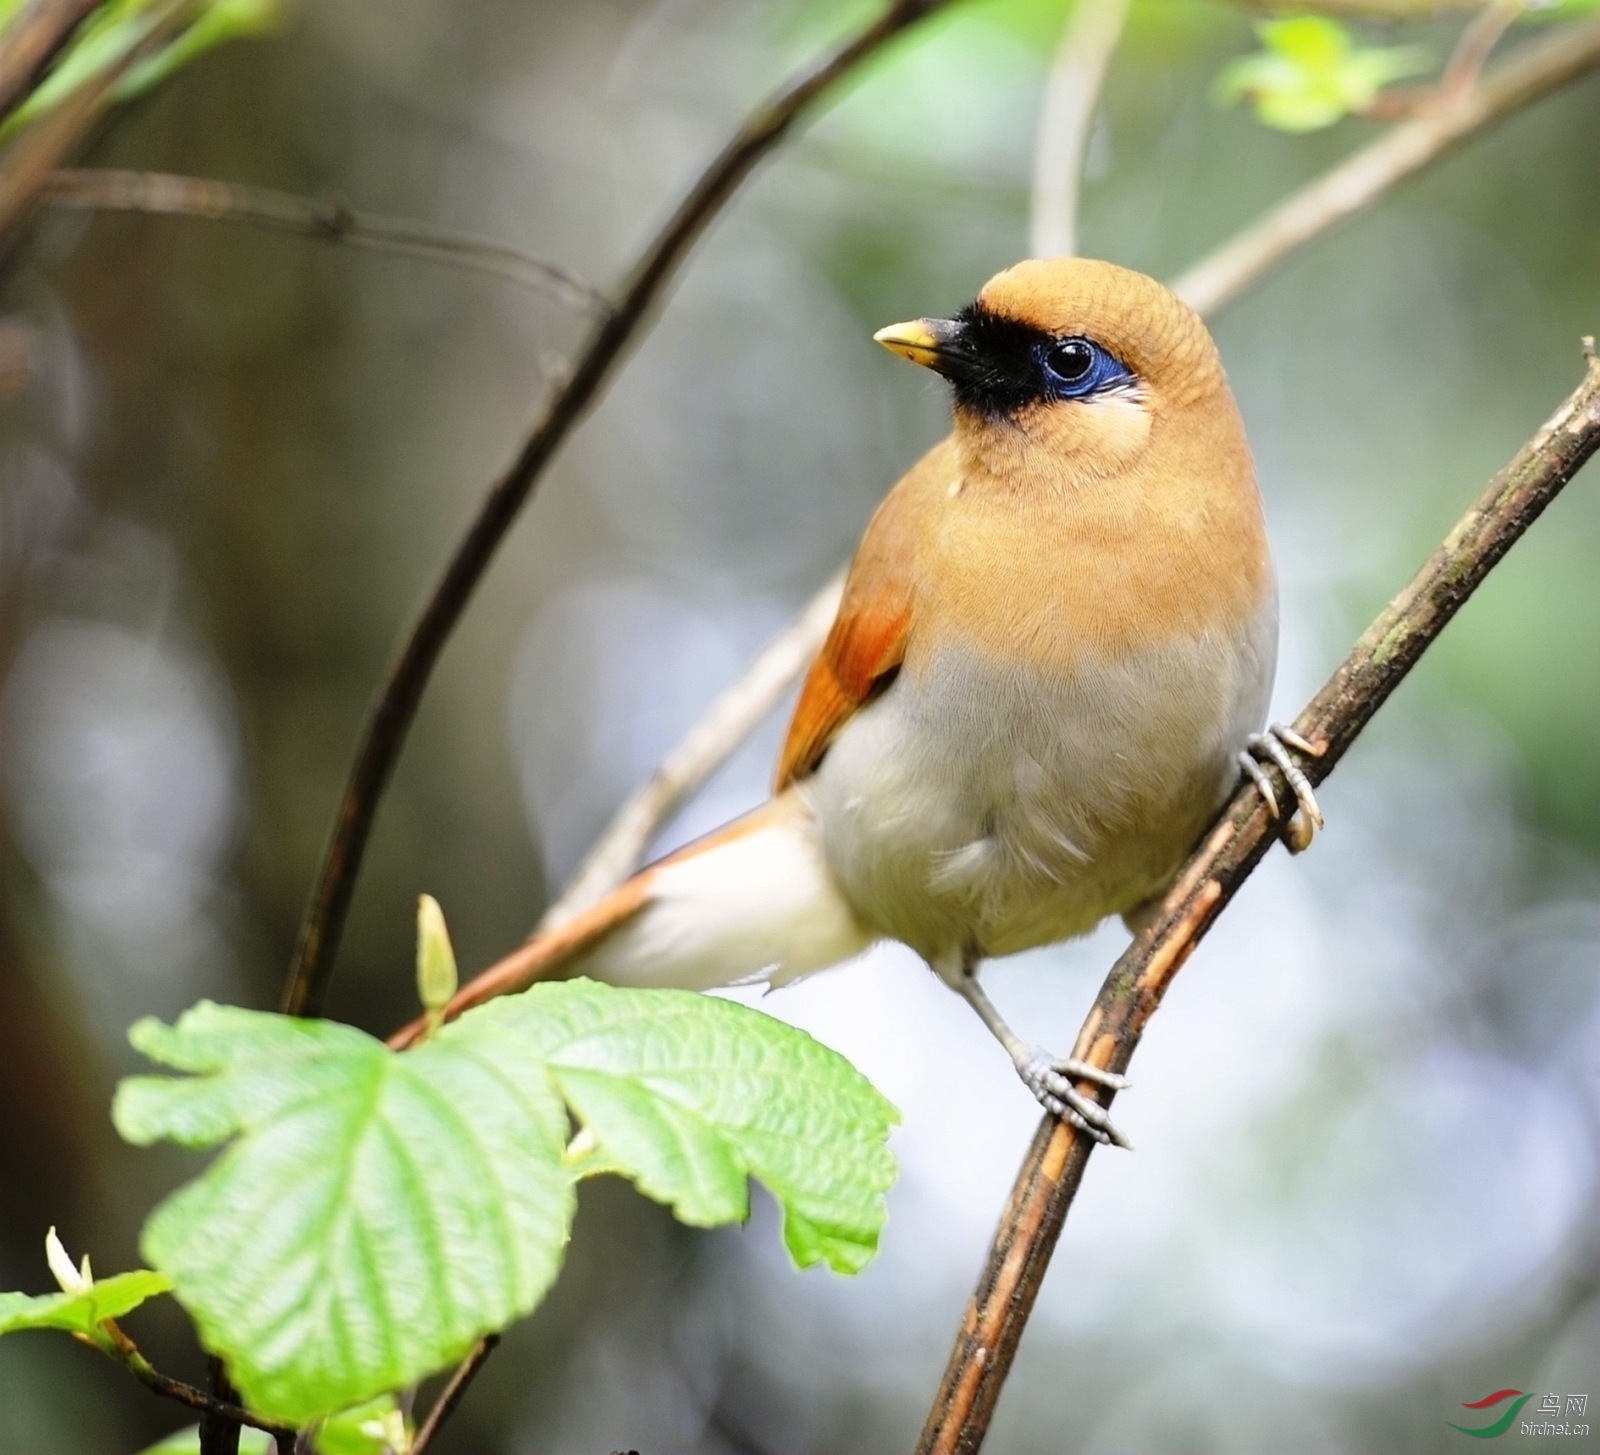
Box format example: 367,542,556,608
951,957,1132,1149
1241,722,1326,854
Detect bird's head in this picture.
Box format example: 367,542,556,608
874,257,1230,478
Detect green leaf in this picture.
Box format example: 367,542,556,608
1215,17,1429,132
115,1001,576,1426
117,981,897,1424
477,981,899,1274
0,1270,171,1338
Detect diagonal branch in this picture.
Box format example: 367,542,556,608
39,168,605,309
916,348,1600,1454
1171,18,1600,317
547,19,1600,934
279,0,960,1019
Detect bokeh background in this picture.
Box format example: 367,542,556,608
0,1,1595,1450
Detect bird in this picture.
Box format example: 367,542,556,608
395,256,1323,1143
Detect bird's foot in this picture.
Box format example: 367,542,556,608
1014,1047,1132,1148
1239,723,1325,854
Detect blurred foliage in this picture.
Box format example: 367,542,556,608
1215,16,1429,130
0,0,279,138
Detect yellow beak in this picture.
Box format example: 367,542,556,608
873,319,949,370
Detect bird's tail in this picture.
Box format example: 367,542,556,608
389,790,872,1049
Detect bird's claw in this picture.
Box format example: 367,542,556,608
1016,1048,1132,1149
1240,723,1325,853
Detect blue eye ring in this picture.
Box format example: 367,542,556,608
1038,336,1133,400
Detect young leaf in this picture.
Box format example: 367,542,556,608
1215,17,1429,132
114,1002,576,1426
476,981,900,1274
0,1270,172,1338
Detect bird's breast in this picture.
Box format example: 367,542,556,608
809,591,1276,964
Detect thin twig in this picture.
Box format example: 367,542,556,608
538,569,845,929
1028,0,1129,259
0,0,99,124
98,1318,297,1451
917,351,1600,1453
409,1333,499,1455
1171,18,1600,316
1438,0,1524,100
280,0,958,1018
546,21,1600,927
39,169,605,309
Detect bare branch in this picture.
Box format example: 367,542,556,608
98,1318,296,1451
917,350,1600,1454
1172,18,1600,316
1028,0,1130,260
40,168,605,309
551,22,1600,928
409,1333,499,1455
279,0,960,1019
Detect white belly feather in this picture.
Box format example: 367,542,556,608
809,601,1276,969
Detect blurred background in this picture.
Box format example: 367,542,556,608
0,0,1595,1450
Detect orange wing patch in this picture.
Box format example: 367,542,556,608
775,597,910,789
773,439,955,789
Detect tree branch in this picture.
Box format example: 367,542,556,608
916,347,1600,1454
1028,0,1129,260
1172,17,1600,317
543,20,1600,934
279,0,960,1019
39,168,605,309
97,1318,297,1451
409,1333,498,1455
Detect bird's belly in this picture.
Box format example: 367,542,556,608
809,616,1274,965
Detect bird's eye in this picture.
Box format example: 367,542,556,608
1046,339,1094,384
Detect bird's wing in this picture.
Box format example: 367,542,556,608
775,442,951,789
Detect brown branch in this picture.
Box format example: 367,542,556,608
1171,16,1600,316
39,168,605,309
279,0,959,1019
409,1333,499,1455
0,0,99,124
546,21,1600,931
916,348,1600,1454
98,1318,297,1451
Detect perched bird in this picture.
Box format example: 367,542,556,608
399,257,1321,1142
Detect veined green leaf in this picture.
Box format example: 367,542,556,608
117,978,898,1423
478,981,899,1274
115,1001,575,1426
